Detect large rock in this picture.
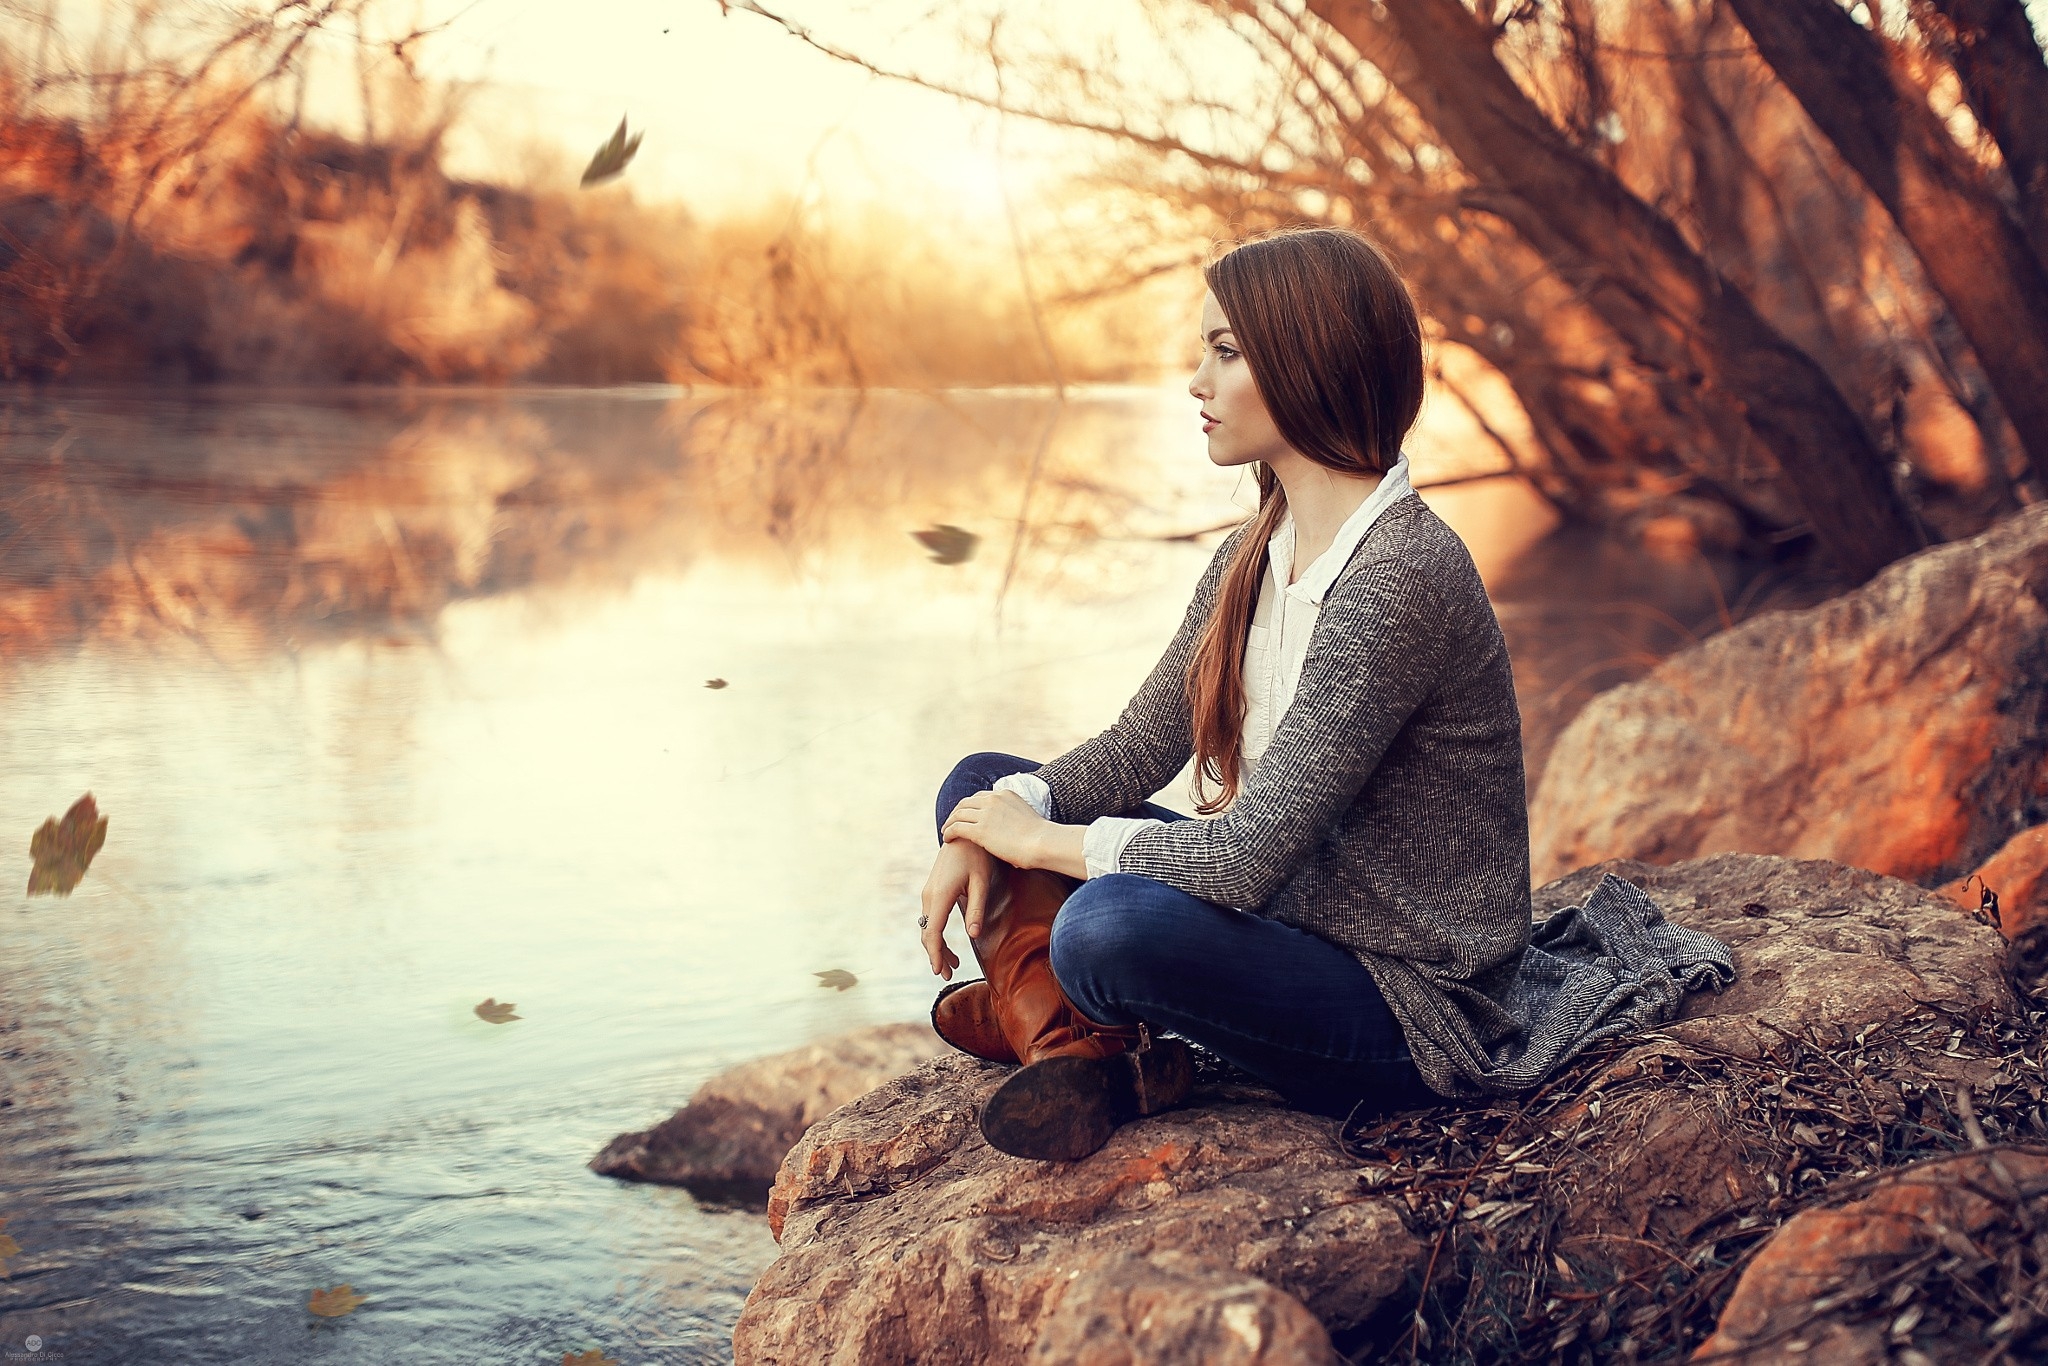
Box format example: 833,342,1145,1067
591,1021,948,1201
1694,1150,2048,1363
731,855,2018,1364
738,1054,1404,1366
746,1058,1412,1366
1529,506,2048,887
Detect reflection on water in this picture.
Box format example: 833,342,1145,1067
0,387,1177,655
0,385,1741,1363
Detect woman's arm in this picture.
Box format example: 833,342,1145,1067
1028,521,1254,825
1112,560,1459,909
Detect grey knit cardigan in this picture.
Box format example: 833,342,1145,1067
1030,490,1734,1099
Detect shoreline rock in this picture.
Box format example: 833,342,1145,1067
730,854,2024,1364
590,1021,948,1203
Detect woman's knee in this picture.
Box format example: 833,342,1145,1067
935,752,1031,837
946,751,1015,784
1049,875,1167,981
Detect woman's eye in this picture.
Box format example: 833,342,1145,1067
1214,344,1239,360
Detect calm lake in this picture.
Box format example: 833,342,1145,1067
0,384,1741,1364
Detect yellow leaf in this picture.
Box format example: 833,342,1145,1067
28,794,107,897
307,1283,367,1317
0,1213,21,1277
911,524,978,565
474,997,521,1023
580,115,644,187
814,969,857,991
562,1351,620,1366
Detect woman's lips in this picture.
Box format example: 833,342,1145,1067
1201,415,1219,432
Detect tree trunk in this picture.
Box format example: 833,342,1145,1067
1725,0,2048,492
1305,0,1926,584
1925,0,2048,268
1394,225,1803,536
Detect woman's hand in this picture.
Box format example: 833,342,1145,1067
920,838,1006,979
939,790,1049,870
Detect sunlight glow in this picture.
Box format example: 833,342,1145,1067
341,0,1093,224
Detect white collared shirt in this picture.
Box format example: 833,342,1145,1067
993,453,1414,880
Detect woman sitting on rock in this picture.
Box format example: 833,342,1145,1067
921,224,1733,1162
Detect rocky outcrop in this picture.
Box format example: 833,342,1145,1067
1694,1149,2048,1363
1528,506,2048,887
746,1059,1410,1366
591,1022,947,1202
730,854,2021,1365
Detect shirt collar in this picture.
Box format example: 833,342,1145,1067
1267,453,1413,605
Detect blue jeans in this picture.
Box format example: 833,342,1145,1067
935,751,1437,1120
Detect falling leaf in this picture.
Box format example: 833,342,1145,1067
307,1284,367,1317
0,1214,21,1276
911,524,978,565
474,997,521,1023
563,1352,620,1366
28,793,107,896
704,678,729,689
814,969,857,991
580,115,643,187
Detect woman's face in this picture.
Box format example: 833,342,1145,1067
1190,289,1289,469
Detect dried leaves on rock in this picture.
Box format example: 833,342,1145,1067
1329,1004,2048,1364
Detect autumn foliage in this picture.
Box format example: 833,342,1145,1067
0,5,1166,390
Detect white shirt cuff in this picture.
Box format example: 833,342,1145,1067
992,771,1053,819
1083,816,1165,880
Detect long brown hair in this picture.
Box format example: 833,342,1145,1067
1185,225,1425,814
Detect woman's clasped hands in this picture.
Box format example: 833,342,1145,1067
941,789,1048,868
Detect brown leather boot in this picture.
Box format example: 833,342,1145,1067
930,863,1016,1063
978,1022,1195,1161
930,864,1193,1161
931,864,1141,1064
930,979,1015,1063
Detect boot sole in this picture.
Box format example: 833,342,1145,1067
979,1037,1194,1161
